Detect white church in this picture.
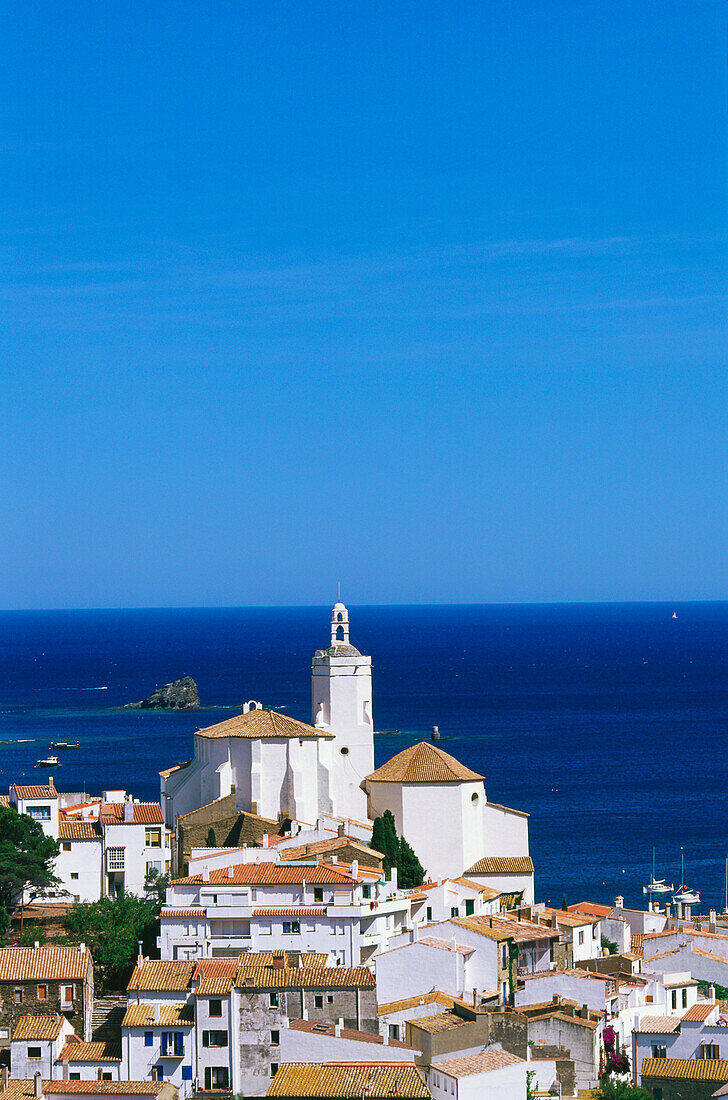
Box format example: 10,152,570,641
160,603,534,898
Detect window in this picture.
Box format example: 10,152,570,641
450,906,459,917
671,990,677,1010
209,999,222,1017
682,988,688,1008
145,828,162,848
426,907,432,921
389,1025,400,1041
465,899,475,916
152,1067,164,1082
701,1044,720,1060
314,888,324,903
29,806,51,820
270,1065,279,1078
269,993,278,1008
260,922,272,936
282,921,300,935
69,1075,80,1082
13,989,23,1004
202,1031,228,1048
578,930,585,945
652,1045,666,1059
146,861,162,874
204,1067,229,1090
107,847,124,870
61,984,74,1005
501,945,507,969
362,885,371,899
270,1030,280,1045
161,1032,184,1057
102,1073,112,1082
314,995,323,1009
327,995,334,1004
37,985,47,1000
62,842,72,852
144,1032,153,1047
71,872,78,880
27,1047,41,1060
182,1067,192,1082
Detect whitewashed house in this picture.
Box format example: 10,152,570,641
11,1016,75,1080
429,1050,527,1100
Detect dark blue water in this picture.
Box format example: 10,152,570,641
2,603,727,911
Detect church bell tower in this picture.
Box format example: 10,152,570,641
312,602,374,821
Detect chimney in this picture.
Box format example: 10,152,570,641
228,866,234,879
137,942,143,965
338,824,345,838
1,1068,9,1091
684,904,692,920
710,910,717,933
124,798,134,823
581,1004,589,1019
710,985,716,1002
665,903,671,918
647,901,653,913
676,902,683,920
202,868,209,882
552,994,561,1005
383,1032,390,1045
301,1002,308,1021
262,832,269,849
34,1073,42,1098
615,896,624,909
80,942,85,954
432,726,440,740
154,1004,160,1023
97,1069,103,1082
472,988,477,1007
413,923,419,942
272,953,285,970
550,912,558,930
34,940,40,949
49,776,55,790
351,860,358,879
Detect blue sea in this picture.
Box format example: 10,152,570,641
2,603,727,912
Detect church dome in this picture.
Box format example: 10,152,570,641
361,742,483,787
315,643,362,658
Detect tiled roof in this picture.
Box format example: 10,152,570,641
288,1019,415,1049
101,802,164,825
433,1050,524,1077
59,821,101,840
160,908,206,918
235,964,375,990
0,794,10,806
171,862,356,886
253,908,328,917
418,937,474,955
11,784,57,799
683,1003,718,1022
463,856,534,875
485,801,529,818
449,878,502,897
631,934,645,957
266,1064,429,1098
363,743,482,785
279,837,385,863
451,915,559,943
0,946,90,982
409,1013,467,1034
192,958,237,996
537,907,599,928
641,1058,728,1081
44,1084,169,1095
634,1016,683,1034
195,976,234,996
195,709,334,741
378,992,455,1017
12,1015,66,1040
122,1003,195,1027
58,1038,122,1062
127,959,196,992
237,951,329,968
158,760,192,778
568,901,613,918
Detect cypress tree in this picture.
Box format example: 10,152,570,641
370,811,424,885
398,836,426,888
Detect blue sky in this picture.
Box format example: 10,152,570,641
2,1,727,608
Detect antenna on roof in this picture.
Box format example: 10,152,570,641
337,580,341,602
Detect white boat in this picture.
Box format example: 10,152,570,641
643,849,674,894
673,848,700,906
672,612,678,619
35,754,59,768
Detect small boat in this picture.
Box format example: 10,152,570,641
643,848,674,894
51,740,79,749
35,755,59,768
673,848,700,906
672,612,678,619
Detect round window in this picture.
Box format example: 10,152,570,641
471,792,479,804
340,746,349,756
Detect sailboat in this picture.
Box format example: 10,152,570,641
673,848,700,905
643,848,674,895
672,612,678,620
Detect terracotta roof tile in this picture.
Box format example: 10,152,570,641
409,1013,467,1034
158,760,192,778
266,1064,428,1098
122,1004,194,1027
0,946,90,982
58,1039,121,1062
634,1016,683,1034
253,908,327,918
377,992,455,1017
160,908,206,918
171,863,356,886
568,902,614,918
101,803,164,825
127,960,196,993
418,937,474,956
235,964,375,990
192,959,237,996
433,1050,524,1077
536,907,600,928
288,1020,415,1049
59,821,101,840
463,856,534,875
641,1058,728,1081
451,915,559,943
683,1003,718,1022
44,1084,169,1095
12,1015,66,1041
0,794,10,806
194,709,334,741
364,743,482,785
448,878,502,898
11,784,57,799
279,837,385,863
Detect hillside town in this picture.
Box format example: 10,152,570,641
2,606,726,1100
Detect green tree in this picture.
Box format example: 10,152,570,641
594,1082,652,1100
370,811,426,885
601,933,618,955
398,837,425,888
144,867,170,907
0,805,60,915
526,1070,537,1100
206,827,217,847
65,893,160,990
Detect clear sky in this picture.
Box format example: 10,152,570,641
2,1,727,608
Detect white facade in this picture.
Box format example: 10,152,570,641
409,880,501,926
11,1018,75,1080
429,1052,527,1100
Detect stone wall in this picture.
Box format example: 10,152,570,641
0,978,89,1046
176,793,284,873
640,1074,728,1100
407,1007,528,1066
